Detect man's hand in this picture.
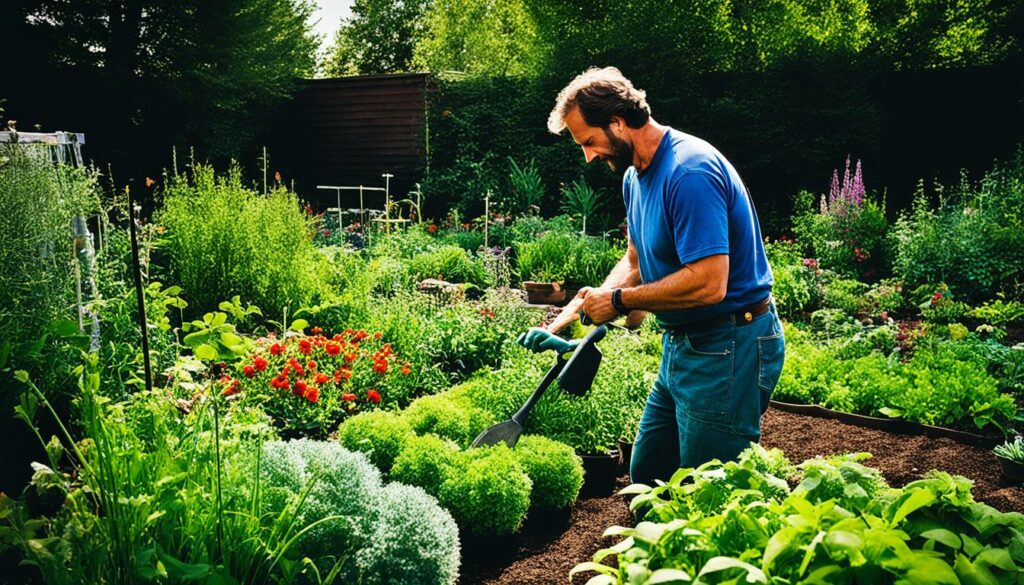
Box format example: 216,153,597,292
580,287,618,325
517,327,580,354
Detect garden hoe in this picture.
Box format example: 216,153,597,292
470,324,608,449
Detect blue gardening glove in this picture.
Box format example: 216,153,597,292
516,328,580,354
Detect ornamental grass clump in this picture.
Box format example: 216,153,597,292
516,435,584,511
336,410,413,472
354,484,460,585
406,245,492,288
439,445,532,536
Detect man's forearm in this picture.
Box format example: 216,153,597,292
620,257,726,312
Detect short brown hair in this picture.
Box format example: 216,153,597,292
547,67,651,134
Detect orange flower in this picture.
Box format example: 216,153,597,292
274,171,282,183
305,387,319,403
401,363,411,376
145,177,155,188
315,372,329,385
367,389,381,404
341,393,356,402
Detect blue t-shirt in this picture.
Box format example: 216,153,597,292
623,128,773,326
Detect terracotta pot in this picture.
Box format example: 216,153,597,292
523,281,565,305
578,449,620,498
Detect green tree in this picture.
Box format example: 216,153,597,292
323,0,430,76
413,0,546,77
6,0,317,171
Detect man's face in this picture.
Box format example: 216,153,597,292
564,106,634,173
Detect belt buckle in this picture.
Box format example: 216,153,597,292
743,311,753,323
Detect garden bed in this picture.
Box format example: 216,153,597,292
458,408,1024,585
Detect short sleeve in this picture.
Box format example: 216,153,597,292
666,170,730,266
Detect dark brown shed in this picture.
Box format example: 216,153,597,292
268,73,430,210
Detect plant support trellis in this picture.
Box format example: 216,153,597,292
0,130,102,353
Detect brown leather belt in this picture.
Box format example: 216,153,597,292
665,296,773,333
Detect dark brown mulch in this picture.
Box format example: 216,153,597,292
458,408,1024,585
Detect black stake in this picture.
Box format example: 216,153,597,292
128,187,153,393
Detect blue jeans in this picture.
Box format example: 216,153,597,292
629,302,786,485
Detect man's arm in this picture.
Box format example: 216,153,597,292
579,254,728,324
545,238,643,333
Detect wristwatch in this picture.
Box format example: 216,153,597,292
611,288,630,315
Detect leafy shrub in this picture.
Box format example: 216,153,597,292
863,278,906,315
354,483,460,585
259,439,382,575
917,283,970,324
438,445,532,536
390,433,461,494
407,245,491,287
970,298,1024,325
336,411,413,472
516,435,584,510
737,444,796,481
515,231,623,287
158,162,330,320
460,330,659,454
403,394,494,446
764,240,818,318
891,155,1024,303
792,180,889,281
820,276,869,314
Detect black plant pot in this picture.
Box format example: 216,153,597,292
578,449,620,498
997,456,1024,486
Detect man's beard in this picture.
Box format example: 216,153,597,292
602,126,635,175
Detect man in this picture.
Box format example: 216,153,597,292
517,67,785,485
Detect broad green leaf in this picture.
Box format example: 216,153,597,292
649,568,692,583
157,546,211,581
954,553,999,585
194,344,218,361
290,318,309,331
975,547,1016,571
47,319,80,337
619,483,653,495
889,489,936,526
220,332,242,347
696,557,768,583
164,285,182,296
919,528,961,550
13,370,29,383
570,562,617,579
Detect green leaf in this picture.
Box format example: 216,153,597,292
920,528,961,550
889,489,936,526
210,312,227,327
570,562,617,579
879,406,904,418
220,332,242,347
47,319,80,337
13,370,29,384
954,553,999,585
696,557,767,583
290,318,309,331
649,568,691,583
619,483,652,495
194,344,218,361
975,547,1016,571
156,547,211,581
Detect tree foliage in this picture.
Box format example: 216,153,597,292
323,0,429,76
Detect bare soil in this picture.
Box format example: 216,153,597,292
458,407,1024,585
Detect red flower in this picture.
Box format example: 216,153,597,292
374,331,382,340
315,372,329,385
373,360,388,374
294,379,307,396
307,360,317,371
428,223,438,234
367,389,381,404
243,365,256,378
341,393,356,402
401,363,411,376
382,343,393,357
272,375,289,390
344,352,356,363
323,228,331,238
270,343,284,356
298,339,312,355
325,341,341,356
305,387,320,403
254,356,268,372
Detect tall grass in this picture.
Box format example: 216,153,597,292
159,163,331,321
